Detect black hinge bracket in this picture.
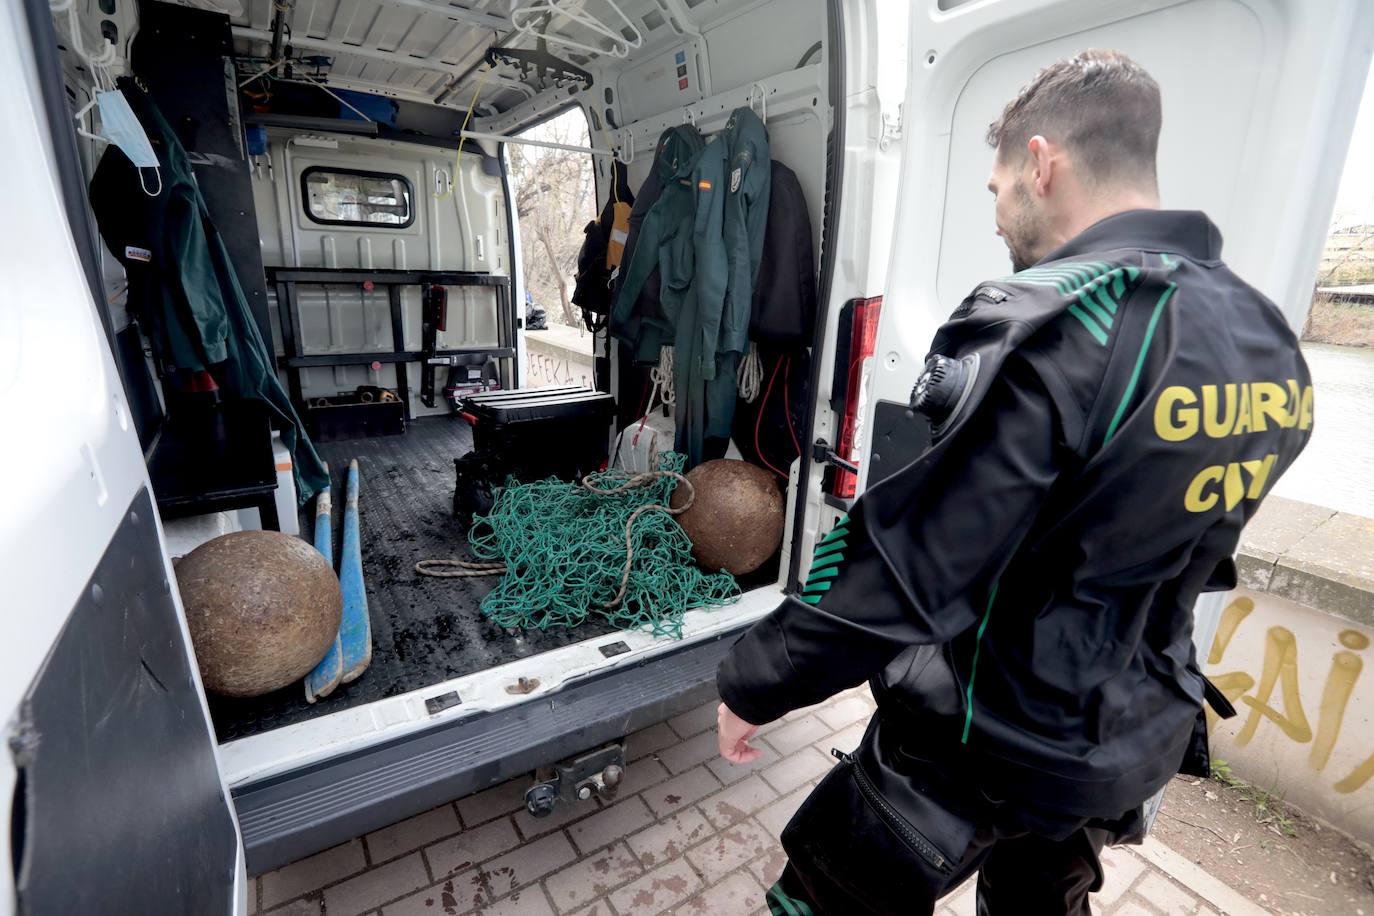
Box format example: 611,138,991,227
812,439,858,475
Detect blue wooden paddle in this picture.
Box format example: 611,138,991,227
339,459,373,683
304,465,343,702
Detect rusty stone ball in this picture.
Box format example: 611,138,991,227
670,459,785,576
176,531,342,698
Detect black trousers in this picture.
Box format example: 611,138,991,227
770,823,1108,915
773,716,1135,916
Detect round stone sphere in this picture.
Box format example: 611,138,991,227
176,531,342,697
670,459,784,575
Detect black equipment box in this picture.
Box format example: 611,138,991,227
453,386,616,521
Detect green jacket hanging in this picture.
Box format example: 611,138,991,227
610,125,705,363
89,78,328,505
695,106,770,383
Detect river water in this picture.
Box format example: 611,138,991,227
1269,343,1374,518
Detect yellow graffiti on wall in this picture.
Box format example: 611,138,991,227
1209,596,1373,794
1236,626,1313,743
1311,644,1363,771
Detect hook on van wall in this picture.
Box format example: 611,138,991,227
73,97,107,145
749,83,768,124
616,131,636,165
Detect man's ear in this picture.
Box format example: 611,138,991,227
1027,135,1055,197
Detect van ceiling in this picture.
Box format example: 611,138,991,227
223,0,747,119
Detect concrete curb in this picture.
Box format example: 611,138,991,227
1128,837,1271,916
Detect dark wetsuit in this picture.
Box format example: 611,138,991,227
718,210,1314,915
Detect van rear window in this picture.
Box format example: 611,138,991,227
302,167,414,228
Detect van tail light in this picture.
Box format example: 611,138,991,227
830,296,883,499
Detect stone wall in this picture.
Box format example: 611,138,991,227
525,326,596,390
1203,496,1374,844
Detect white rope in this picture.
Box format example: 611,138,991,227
239,57,286,88
652,345,676,408
737,341,763,403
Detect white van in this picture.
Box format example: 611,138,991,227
2,0,1368,911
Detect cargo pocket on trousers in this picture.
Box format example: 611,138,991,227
779,749,975,914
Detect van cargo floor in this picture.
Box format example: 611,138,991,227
208,417,622,743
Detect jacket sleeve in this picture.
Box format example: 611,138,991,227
719,138,770,362
611,200,666,346
167,192,231,367
717,354,1069,726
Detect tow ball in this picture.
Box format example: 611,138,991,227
524,743,626,818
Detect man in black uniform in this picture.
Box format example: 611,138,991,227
715,49,1314,915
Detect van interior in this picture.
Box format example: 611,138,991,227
49,0,846,758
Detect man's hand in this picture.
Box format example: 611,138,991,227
717,702,762,764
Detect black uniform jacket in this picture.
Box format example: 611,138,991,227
718,210,1314,817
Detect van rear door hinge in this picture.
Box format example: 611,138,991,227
878,104,903,151
812,439,858,475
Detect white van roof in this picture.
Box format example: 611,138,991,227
217,0,725,114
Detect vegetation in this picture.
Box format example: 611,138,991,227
1301,225,1374,346
1304,293,1374,346
1317,226,1374,287
1210,758,1299,838
508,110,596,333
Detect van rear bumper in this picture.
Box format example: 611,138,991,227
233,624,745,875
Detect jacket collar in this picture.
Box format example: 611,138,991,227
1037,209,1224,265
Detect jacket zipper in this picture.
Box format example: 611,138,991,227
832,750,951,873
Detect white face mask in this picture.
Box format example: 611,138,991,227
95,90,158,169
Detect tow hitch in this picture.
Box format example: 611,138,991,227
524,743,626,817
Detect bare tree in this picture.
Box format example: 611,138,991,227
509,110,596,332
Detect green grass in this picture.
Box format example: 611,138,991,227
1210,759,1299,838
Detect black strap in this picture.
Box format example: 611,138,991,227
1202,675,1237,719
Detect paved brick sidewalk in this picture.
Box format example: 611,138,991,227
248,688,1265,916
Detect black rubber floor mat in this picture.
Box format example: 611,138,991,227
208,417,621,743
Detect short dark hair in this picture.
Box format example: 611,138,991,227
987,49,1161,189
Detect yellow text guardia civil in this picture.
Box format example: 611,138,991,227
1153,380,1315,513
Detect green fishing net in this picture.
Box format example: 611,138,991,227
467,453,739,637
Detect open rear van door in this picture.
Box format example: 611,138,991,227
860,0,1372,650
1,2,244,913
870,0,1372,446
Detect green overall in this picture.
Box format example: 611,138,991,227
676,107,771,463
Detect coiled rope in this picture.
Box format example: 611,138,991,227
652,345,676,408
737,341,764,403
581,468,695,610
